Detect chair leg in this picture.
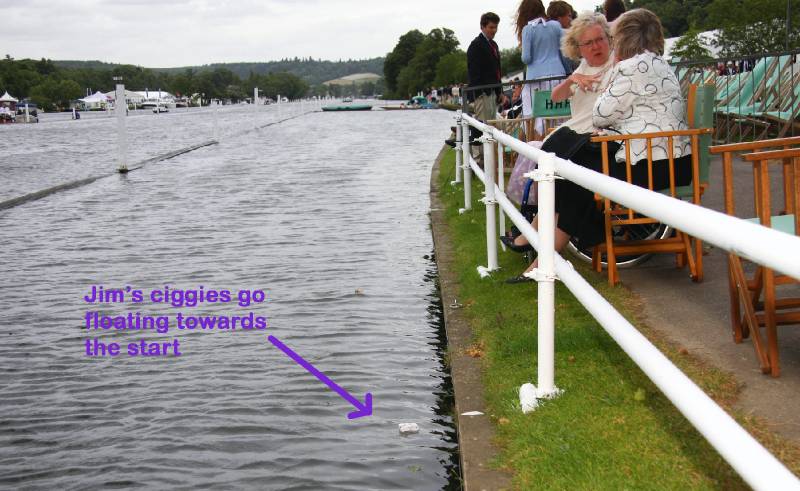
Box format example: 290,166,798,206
604,212,617,286
694,237,704,283
675,231,686,268
678,231,698,281
730,256,771,373
726,254,744,344
592,246,601,272
764,268,780,377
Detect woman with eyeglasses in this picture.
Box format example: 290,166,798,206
504,12,615,255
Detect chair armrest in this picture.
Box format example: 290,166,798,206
709,136,800,154
590,128,712,143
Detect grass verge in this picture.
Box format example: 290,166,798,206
435,148,800,489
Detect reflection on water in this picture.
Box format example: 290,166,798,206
0,104,462,489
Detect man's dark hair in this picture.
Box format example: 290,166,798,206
480,12,500,27
603,0,626,23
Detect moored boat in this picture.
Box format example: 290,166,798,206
321,104,373,112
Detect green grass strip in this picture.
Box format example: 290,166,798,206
436,148,760,489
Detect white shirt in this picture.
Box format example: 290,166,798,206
561,54,615,135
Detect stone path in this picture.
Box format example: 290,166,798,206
609,154,800,444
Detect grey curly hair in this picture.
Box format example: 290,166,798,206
561,11,611,61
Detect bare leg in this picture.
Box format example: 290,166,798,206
519,214,571,274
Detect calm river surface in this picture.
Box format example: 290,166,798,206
0,103,460,489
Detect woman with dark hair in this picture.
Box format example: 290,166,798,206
603,0,626,25
515,0,570,138
505,8,692,283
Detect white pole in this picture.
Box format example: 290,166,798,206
454,111,463,184
213,102,219,141
254,87,258,107
24,103,29,123
533,152,557,396
115,83,128,172
482,136,499,272
497,140,506,240
461,119,472,211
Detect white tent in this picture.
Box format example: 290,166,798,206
80,91,110,103
0,91,18,103
79,91,111,110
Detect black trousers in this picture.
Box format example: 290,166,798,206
549,140,693,249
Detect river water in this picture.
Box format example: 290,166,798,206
0,104,461,489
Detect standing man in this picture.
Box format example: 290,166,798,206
466,12,507,162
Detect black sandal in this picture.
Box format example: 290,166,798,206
505,274,534,284
500,235,534,253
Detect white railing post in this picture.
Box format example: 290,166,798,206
535,152,557,395
481,135,499,272
453,111,463,184
519,152,559,411
461,119,472,212
213,102,219,141
497,140,506,241
115,83,128,173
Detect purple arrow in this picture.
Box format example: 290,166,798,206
267,335,373,419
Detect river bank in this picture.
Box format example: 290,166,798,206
430,147,800,489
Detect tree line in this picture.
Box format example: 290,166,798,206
0,55,390,111
383,27,531,100
382,1,799,98
623,0,799,59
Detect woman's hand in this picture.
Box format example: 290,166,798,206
569,72,602,92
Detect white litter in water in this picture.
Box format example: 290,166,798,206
398,423,420,434
461,411,484,416
519,383,539,413
477,266,491,278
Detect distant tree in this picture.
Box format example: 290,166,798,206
395,28,460,97
383,30,425,97
669,29,713,61
500,47,524,77
626,0,714,37
434,51,467,86
29,78,81,110
703,0,800,56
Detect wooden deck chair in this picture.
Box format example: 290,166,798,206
709,136,800,377
588,84,715,286
531,90,571,141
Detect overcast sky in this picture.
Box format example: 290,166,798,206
2,0,603,67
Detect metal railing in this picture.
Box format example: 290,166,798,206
452,110,800,490
672,49,800,143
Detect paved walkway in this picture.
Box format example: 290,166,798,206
608,154,800,444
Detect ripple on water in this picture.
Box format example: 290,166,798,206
0,106,461,489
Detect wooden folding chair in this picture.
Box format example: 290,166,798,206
589,84,715,286
709,137,800,376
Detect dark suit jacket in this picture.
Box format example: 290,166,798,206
466,33,502,102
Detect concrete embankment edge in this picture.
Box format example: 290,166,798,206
429,147,512,491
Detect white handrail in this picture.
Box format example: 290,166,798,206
464,113,800,281
456,111,800,490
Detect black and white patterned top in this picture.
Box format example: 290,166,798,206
592,51,690,163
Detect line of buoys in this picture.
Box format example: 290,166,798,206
0,108,317,213
0,140,217,212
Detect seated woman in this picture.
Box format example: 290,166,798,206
505,8,692,283
504,11,615,241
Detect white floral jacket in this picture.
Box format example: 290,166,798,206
593,51,691,164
